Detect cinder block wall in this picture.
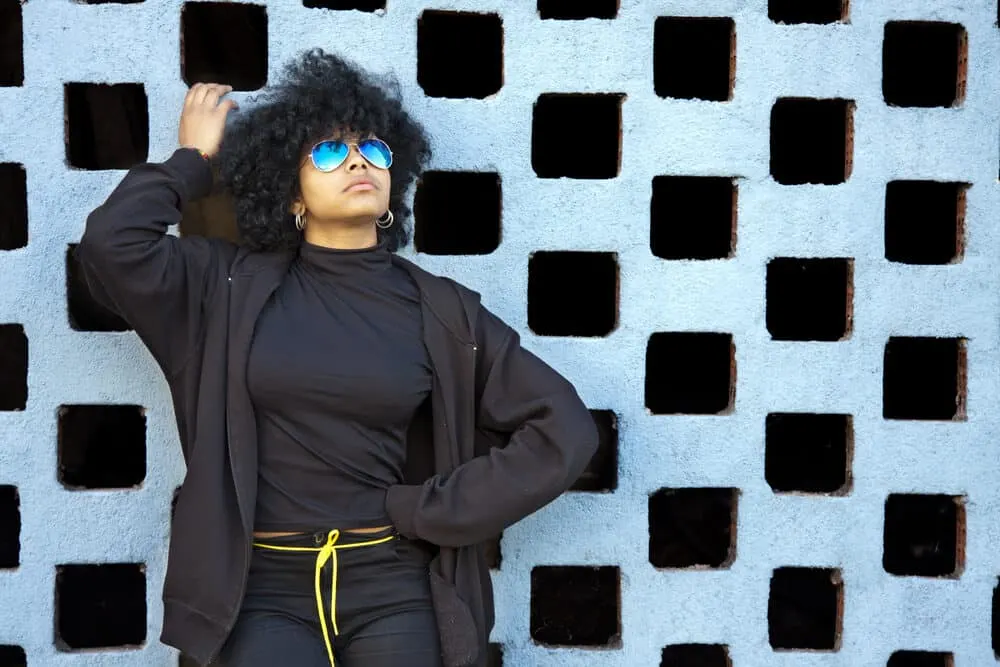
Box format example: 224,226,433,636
1,1,999,666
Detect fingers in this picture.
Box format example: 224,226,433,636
186,83,233,109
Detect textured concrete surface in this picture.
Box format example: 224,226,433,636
1,0,999,665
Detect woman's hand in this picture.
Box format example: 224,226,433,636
178,83,238,157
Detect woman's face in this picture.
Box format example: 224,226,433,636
293,131,392,225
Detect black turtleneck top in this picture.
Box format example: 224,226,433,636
247,241,432,531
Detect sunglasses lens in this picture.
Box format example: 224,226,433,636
312,141,349,171
359,139,392,169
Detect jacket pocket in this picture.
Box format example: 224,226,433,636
429,568,479,667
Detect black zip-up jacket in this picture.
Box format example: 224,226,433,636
75,148,599,667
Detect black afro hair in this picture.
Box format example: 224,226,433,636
215,48,431,252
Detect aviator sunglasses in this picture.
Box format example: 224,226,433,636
309,138,393,172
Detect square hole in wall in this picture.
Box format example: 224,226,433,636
303,0,384,9
768,0,847,24
58,405,146,490
528,251,618,337
766,257,853,341
883,337,966,421
0,324,27,412
482,533,502,570
67,244,131,332
885,181,966,265
0,0,23,87
530,566,620,647
771,98,853,185
645,332,734,415
538,0,617,20
56,563,146,650
0,485,20,569
413,171,500,255
661,644,731,667
884,494,964,578
65,83,149,170
179,654,199,667
570,410,618,492
994,580,999,658
180,185,240,243
0,164,27,250
532,94,623,179
418,11,502,99
766,413,852,494
649,487,737,569
486,643,503,667
651,176,736,260
0,646,25,667
883,22,966,108
768,567,842,651
181,2,267,91
887,651,953,667
654,17,734,101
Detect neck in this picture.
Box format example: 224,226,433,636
302,218,378,250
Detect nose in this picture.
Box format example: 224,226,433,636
345,145,368,171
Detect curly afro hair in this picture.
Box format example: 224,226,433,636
215,49,431,252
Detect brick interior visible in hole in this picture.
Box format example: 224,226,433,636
768,567,842,651
528,251,618,337
771,98,853,185
66,83,149,171
651,176,736,260
67,244,131,332
0,324,27,411
487,643,503,667
661,644,731,667
0,485,20,569
649,487,737,569
530,566,620,647
303,0,385,10
645,332,734,415
59,405,147,490
654,17,734,102
413,171,501,255
180,186,241,243
483,533,502,570
887,651,954,667
570,410,618,492
883,494,964,578
885,181,966,265
766,257,853,341
418,11,503,99
56,563,147,650
768,0,847,24
538,0,617,20
0,163,27,251
883,22,966,108
0,646,26,667
532,94,623,179
182,2,268,91
766,413,852,494
0,0,24,86
883,337,966,421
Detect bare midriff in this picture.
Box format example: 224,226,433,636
252,525,393,539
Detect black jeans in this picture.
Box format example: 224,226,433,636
218,529,442,667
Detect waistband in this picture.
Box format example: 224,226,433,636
252,528,397,667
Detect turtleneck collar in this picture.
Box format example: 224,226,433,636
298,240,391,279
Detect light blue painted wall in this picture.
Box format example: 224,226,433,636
1,0,999,665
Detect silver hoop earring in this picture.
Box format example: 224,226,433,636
375,210,394,230
295,213,306,231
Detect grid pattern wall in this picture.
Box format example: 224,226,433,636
1,1,1000,666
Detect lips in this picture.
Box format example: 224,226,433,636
344,178,376,192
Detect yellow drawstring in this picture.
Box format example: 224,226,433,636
252,529,395,667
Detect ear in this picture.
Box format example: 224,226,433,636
289,199,305,216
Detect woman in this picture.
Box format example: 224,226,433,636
76,49,597,667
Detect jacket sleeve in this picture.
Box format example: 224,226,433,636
75,148,230,378
386,306,599,547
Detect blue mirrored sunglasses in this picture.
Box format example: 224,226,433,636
310,138,393,172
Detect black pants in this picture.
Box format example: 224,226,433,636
218,529,442,667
